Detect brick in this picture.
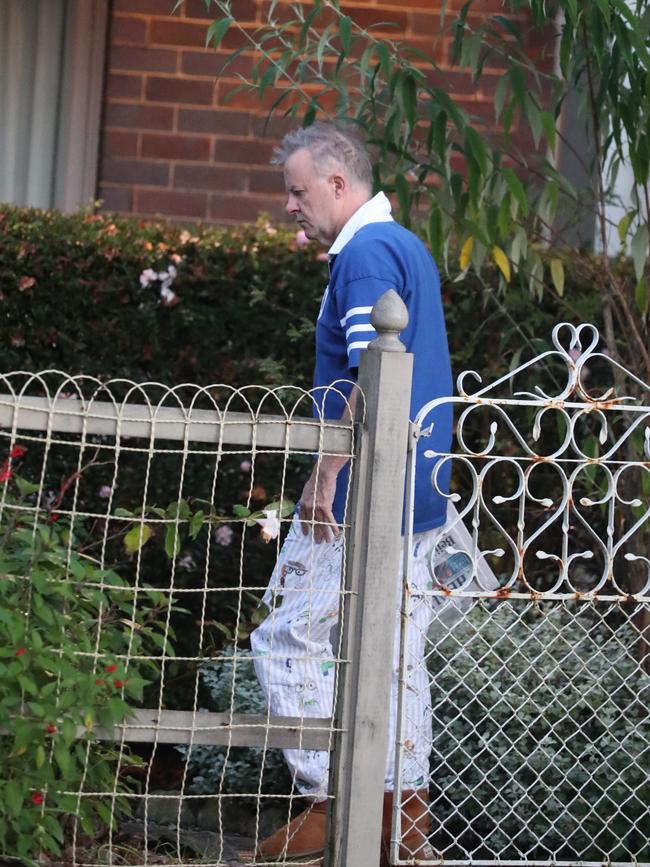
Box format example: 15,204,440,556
98,185,133,212
409,11,439,38
146,75,214,104
101,130,139,158
208,193,284,222
137,189,208,218
113,0,176,12
149,18,207,47
105,73,143,100
181,49,254,78
213,137,275,164
178,108,249,135
101,158,171,186
184,0,256,21
104,103,175,131
141,133,211,161
109,45,178,74
216,80,290,110
173,164,248,191
342,5,407,30
375,0,443,7
110,14,147,43
249,168,284,194
250,113,296,140
425,68,477,96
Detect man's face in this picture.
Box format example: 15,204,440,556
283,148,339,246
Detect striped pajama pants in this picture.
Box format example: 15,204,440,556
250,514,441,799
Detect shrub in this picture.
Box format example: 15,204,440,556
428,600,650,862
0,448,176,863
0,203,603,392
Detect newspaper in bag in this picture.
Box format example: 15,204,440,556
425,502,499,626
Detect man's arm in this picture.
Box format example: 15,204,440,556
298,386,358,544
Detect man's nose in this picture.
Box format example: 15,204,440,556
286,194,299,215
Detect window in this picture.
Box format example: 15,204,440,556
0,0,109,211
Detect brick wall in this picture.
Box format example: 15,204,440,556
98,0,547,225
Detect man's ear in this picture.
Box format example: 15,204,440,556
331,173,346,198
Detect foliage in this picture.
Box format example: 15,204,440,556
0,206,323,387
0,447,175,864
429,600,650,861
202,0,649,384
178,648,292,796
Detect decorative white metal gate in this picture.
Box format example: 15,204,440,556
393,323,650,866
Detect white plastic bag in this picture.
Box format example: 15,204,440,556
425,502,500,626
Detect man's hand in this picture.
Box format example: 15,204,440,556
299,386,358,544
298,462,340,544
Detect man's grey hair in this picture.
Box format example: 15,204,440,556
271,122,372,190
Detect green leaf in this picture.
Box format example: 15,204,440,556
559,21,574,77
232,504,251,518
428,208,443,262
189,510,204,539
339,14,351,57
550,258,565,296
540,110,557,151
14,476,40,497
395,173,411,227
635,276,648,313
54,743,71,775
123,524,153,554
302,102,317,127
35,744,46,769
631,224,649,281
205,16,233,50
617,211,636,246
5,780,23,817
399,74,417,131
164,525,181,560
62,717,76,747
494,75,509,121
264,498,295,518
114,508,134,518
465,126,488,176
166,499,190,521
503,168,529,217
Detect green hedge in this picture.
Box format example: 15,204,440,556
0,204,603,389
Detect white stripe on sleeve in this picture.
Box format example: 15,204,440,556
347,340,371,356
340,306,373,327
345,323,376,339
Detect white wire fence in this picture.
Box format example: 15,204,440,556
0,371,362,867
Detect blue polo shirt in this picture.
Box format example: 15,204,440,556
313,206,452,534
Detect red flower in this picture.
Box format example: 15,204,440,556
15,648,27,657
45,723,57,734
10,445,27,459
48,513,60,523
0,466,11,483
113,679,128,689
105,664,118,673
95,678,105,686
31,792,43,805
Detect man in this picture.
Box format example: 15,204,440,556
250,122,452,863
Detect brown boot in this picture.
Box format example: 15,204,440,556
380,789,434,865
256,800,327,862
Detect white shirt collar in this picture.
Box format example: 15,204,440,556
327,191,393,256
